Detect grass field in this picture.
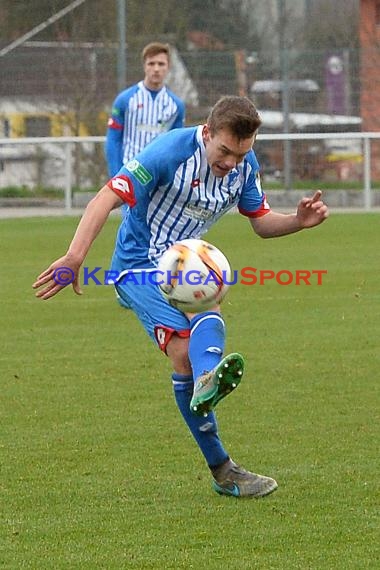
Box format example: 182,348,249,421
0,213,378,569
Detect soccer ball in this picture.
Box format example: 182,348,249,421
157,238,231,313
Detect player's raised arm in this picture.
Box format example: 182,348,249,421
250,191,329,238
32,185,123,300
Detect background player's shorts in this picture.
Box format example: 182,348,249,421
114,268,190,348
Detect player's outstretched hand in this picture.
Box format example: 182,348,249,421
296,190,329,228
32,255,82,300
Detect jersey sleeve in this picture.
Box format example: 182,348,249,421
105,92,126,177
106,174,136,206
238,152,271,218
106,138,164,206
165,91,186,130
107,91,126,130
172,98,186,129
105,127,123,177
106,128,190,207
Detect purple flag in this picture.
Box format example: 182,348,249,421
325,54,346,115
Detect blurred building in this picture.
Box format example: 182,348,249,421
360,0,380,130
359,0,380,177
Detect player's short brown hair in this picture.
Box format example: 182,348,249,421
207,96,262,139
141,42,171,63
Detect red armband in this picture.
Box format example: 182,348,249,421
238,196,271,218
107,117,123,130
107,175,137,206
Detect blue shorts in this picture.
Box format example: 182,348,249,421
114,268,190,351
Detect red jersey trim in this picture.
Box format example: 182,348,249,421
238,196,271,218
107,175,137,206
154,325,190,353
107,117,123,130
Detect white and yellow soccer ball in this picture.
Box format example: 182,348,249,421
157,238,231,313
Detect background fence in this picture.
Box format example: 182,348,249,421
1,39,380,212
0,45,365,126
1,132,379,212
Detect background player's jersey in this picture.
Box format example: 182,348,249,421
108,126,270,271
106,81,185,177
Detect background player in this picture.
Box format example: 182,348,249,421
105,41,185,216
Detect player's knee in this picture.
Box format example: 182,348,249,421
167,335,191,375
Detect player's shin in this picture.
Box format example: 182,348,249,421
188,312,225,381
188,312,244,416
172,374,229,468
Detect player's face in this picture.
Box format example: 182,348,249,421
202,125,256,177
143,53,170,90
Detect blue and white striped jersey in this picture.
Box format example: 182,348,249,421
105,81,185,177
108,126,270,271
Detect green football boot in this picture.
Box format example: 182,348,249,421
190,352,244,417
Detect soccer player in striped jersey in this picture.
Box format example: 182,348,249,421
105,42,185,217
34,96,329,499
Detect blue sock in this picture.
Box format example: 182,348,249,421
188,312,225,381
172,373,229,468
